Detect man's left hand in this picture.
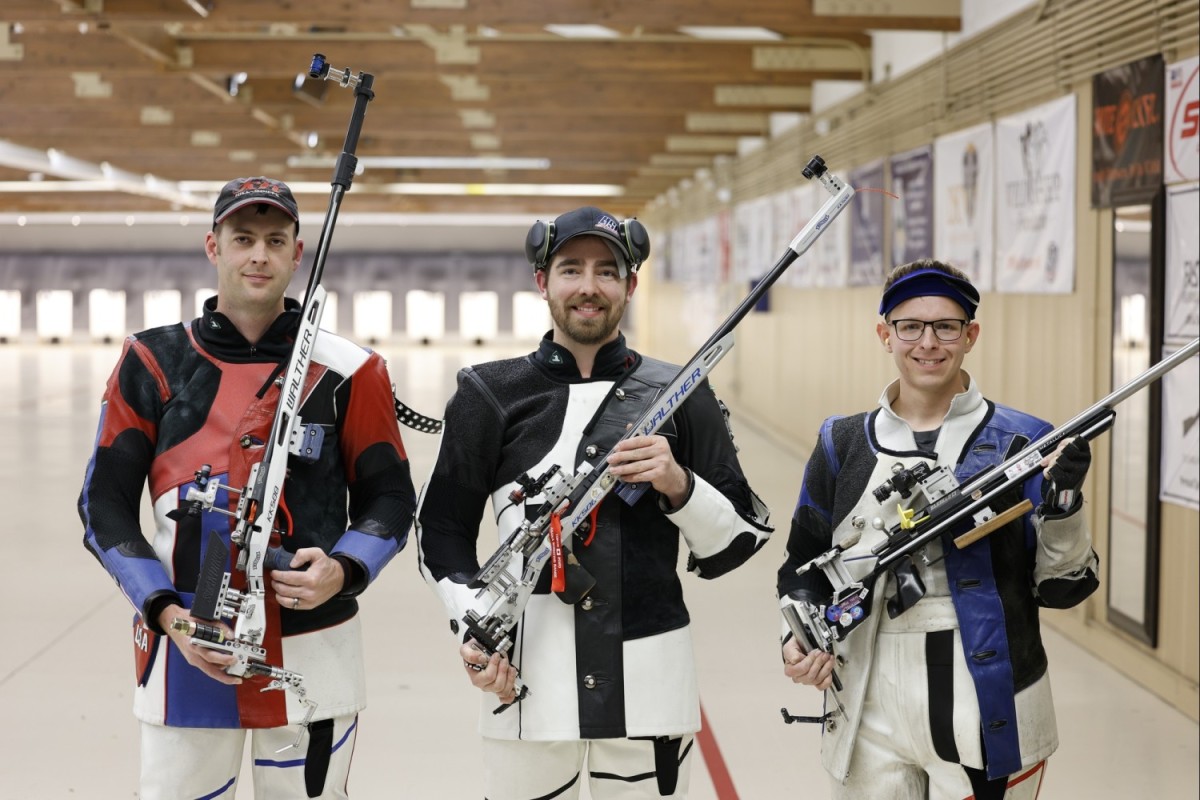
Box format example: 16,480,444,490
1040,436,1091,511
607,435,690,508
271,547,345,610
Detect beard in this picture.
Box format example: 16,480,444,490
548,293,625,345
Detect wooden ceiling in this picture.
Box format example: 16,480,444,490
1,0,960,219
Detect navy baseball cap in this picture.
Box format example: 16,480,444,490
550,207,630,259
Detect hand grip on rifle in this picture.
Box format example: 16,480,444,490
1040,436,1091,512
264,546,307,572
782,603,843,692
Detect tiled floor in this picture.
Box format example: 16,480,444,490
2,342,1196,799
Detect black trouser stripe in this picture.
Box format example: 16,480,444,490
590,738,694,783
485,770,580,800
926,629,960,764
303,718,335,798
963,763,1009,800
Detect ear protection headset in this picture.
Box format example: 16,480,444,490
525,217,651,272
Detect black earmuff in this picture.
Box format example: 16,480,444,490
525,216,651,271
621,218,650,270
525,220,556,270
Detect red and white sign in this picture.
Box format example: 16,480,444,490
1165,55,1199,184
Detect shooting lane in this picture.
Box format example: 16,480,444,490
1,1,1197,798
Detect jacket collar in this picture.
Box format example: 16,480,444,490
876,372,986,462
193,295,301,362
532,332,638,381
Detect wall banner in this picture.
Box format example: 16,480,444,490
995,94,1077,294
812,180,850,289
1092,55,1164,208
1165,55,1199,185
774,186,811,288
849,160,886,286
889,145,934,267
1165,183,1199,345
1160,348,1200,511
734,196,776,285
934,122,995,290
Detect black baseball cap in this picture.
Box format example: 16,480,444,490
212,177,299,226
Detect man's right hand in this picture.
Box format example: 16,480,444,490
460,639,518,704
782,637,836,691
158,604,242,685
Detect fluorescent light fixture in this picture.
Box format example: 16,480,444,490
48,148,103,180
0,139,208,209
286,154,551,170
0,211,540,228
374,183,623,197
0,179,621,198
183,0,213,18
678,26,782,40
0,139,53,172
544,24,619,38
368,156,550,170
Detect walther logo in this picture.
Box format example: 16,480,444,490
285,328,314,409
640,367,703,436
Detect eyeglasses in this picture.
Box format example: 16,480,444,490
888,318,969,342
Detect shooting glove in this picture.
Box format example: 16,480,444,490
1041,436,1091,513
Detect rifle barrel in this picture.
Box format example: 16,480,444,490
959,337,1198,499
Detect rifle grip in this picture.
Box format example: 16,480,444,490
614,480,649,505
264,546,306,572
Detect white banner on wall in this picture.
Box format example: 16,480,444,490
1166,183,1200,344
1165,55,1199,185
813,181,851,289
1160,348,1200,511
772,187,808,287
995,94,1077,294
733,196,775,284
671,214,725,346
934,122,995,290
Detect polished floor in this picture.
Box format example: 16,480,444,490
1,342,1196,799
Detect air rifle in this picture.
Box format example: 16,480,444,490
463,155,856,710
787,336,1200,685
167,54,374,749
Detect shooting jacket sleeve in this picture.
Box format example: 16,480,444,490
663,382,772,579
330,352,415,595
78,338,181,628
776,420,839,606
1030,480,1099,609
415,368,504,633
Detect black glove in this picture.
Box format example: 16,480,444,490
1041,437,1091,511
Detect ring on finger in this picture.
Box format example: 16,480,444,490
292,596,300,609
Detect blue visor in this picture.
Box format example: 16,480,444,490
879,268,980,320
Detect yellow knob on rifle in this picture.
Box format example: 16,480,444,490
897,504,928,530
